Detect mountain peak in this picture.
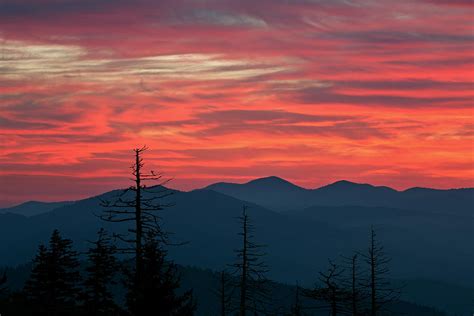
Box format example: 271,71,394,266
332,180,360,186
319,180,366,189
246,176,293,185
317,180,398,194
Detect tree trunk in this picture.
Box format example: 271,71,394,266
135,149,143,286
352,255,358,316
370,229,376,316
239,210,248,316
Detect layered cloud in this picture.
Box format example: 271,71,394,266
0,0,472,205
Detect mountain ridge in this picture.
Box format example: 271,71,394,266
204,176,474,214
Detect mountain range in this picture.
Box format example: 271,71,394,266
0,177,472,315
206,176,474,214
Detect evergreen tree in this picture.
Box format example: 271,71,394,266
125,233,195,315
24,229,81,315
82,228,119,315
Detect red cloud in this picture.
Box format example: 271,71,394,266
0,0,473,204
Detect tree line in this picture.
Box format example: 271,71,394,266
0,147,400,315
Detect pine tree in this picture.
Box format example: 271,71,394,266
24,229,81,314
126,232,195,315
82,228,119,315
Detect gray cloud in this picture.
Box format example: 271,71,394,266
0,117,57,130
294,86,472,108
133,109,388,139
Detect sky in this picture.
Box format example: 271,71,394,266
0,0,473,206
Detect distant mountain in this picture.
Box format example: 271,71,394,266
396,279,474,316
205,176,307,211
0,185,473,289
0,200,74,217
205,177,474,215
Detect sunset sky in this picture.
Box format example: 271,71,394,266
0,0,473,206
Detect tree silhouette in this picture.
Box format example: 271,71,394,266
304,260,349,316
361,227,400,316
288,283,305,316
215,270,232,316
0,270,6,295
82,228,120,315
24,229,81,315
125,232,195,315
341,254,365,316
230,206,270,316
99,146,188,314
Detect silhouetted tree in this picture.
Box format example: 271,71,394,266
230,206,270,316
0,270,7,296
361,227,400,316
82,228,119,315
288,283,305,316
304,260,349,316
215,270,232,316
100,146,172,276
99,146,193,315
24,229,81,315
341,254,365,316
125,232,195,315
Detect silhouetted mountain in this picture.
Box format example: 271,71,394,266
205,176,307,211
0,200,74,217
0,184,472,315
205,177,474,215
395,279,474,316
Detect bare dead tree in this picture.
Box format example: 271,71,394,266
289,283,304,316
230,206,271,316
341,254,366,316
361,227,400,316
99,146,173,289
214,270,233,316
303,260,350,316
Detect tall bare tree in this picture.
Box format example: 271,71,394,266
341,254,365,316
361,227,400,316
230,206,270,316
99,147,195,315
289,283,305,316
100,146,172,285
215,270,232,316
